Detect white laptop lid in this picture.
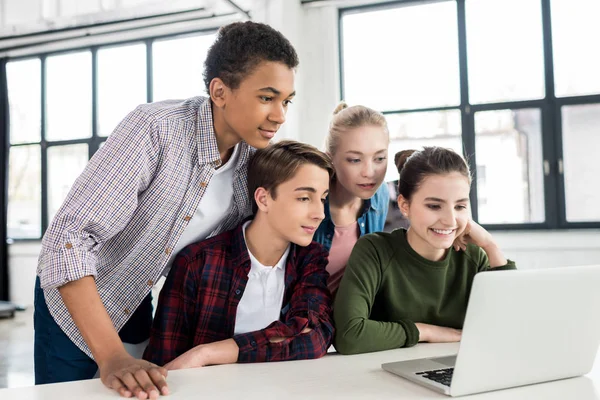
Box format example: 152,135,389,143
450,265,600,397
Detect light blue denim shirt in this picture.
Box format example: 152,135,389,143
314,183,389,252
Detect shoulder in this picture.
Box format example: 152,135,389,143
354,231,396,258
175,229,235,269
135,96,209,124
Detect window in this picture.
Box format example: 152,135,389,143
153,33,216,101
386,110,462,182
561,104,600,222
474,109,544,224
6,59,42,239
97,43,147,137
46,51,93,141
466,0,545,104
341,0,600,229
5,30,215,240
551,0,600,97
341,1,460,111
7,145,41,239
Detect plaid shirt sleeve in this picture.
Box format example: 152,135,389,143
143,250,200,366
38,107,159,289
233,244,334,362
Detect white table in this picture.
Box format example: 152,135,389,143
2,343,599,399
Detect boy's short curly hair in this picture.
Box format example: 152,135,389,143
203,21,299,91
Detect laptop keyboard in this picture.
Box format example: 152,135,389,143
416,368,454,387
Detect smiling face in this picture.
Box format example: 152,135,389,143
257,164,330,247
398,172,471,261
330,125,389,199
213,61,296,149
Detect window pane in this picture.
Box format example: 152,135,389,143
47,144,89,224
98,43,147,137
551,0,600,97
46,51,92,141
475,109,545,224
386,110,463,182
466,0,545,104
8,145,41,238
152,33,216,101
562,104,600,222
341,2,460,111
6,58,41,144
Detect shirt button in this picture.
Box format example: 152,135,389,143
124,308,130,315
361,223,365,227
147,280,153,287
165,248,172,255
65,242,73,249
235,289,241,295
200,182,208,188
251,341,257,346
183,216,192,221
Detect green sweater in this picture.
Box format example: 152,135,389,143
333,228,516,355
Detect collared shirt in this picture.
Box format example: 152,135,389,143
313,182,389,252
162,141,241,277
234,221,289,335
37,96,255,358
143,221,334,366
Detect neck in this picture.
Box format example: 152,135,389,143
211,100,240,163
405,227,447,262
245,214,290,267
329,179,363,211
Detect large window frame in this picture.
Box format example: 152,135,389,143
339,0,600,230
2,27,217,245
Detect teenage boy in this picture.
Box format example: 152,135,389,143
35,21,298,399
143,140,334,369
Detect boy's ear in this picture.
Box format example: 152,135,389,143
397,194,410,217
209,78,228,108
254,187,270,212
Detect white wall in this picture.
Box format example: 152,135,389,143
4,0,600,306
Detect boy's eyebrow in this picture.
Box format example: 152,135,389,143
424,197,470,203
295,187,317,193
258,87,296,97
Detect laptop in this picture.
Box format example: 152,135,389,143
382,265,600,397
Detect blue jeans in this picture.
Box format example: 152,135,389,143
33,277,153,384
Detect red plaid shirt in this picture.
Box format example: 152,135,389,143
143,221,334,365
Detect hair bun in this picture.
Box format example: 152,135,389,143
395,149,417,174
333,101,348,115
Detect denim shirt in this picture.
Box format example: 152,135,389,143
314,183,389,252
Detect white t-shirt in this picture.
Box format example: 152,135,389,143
234,221,289,335
162,143,240,276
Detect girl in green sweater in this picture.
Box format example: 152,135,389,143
333,146,516,355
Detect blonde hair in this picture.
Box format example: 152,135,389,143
325,101,389,155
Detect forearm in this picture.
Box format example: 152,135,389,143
334,317,418,354
235,319,333,362
415,322,462,343
482,242,507,268
199,339,239,366
58,276,127,365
